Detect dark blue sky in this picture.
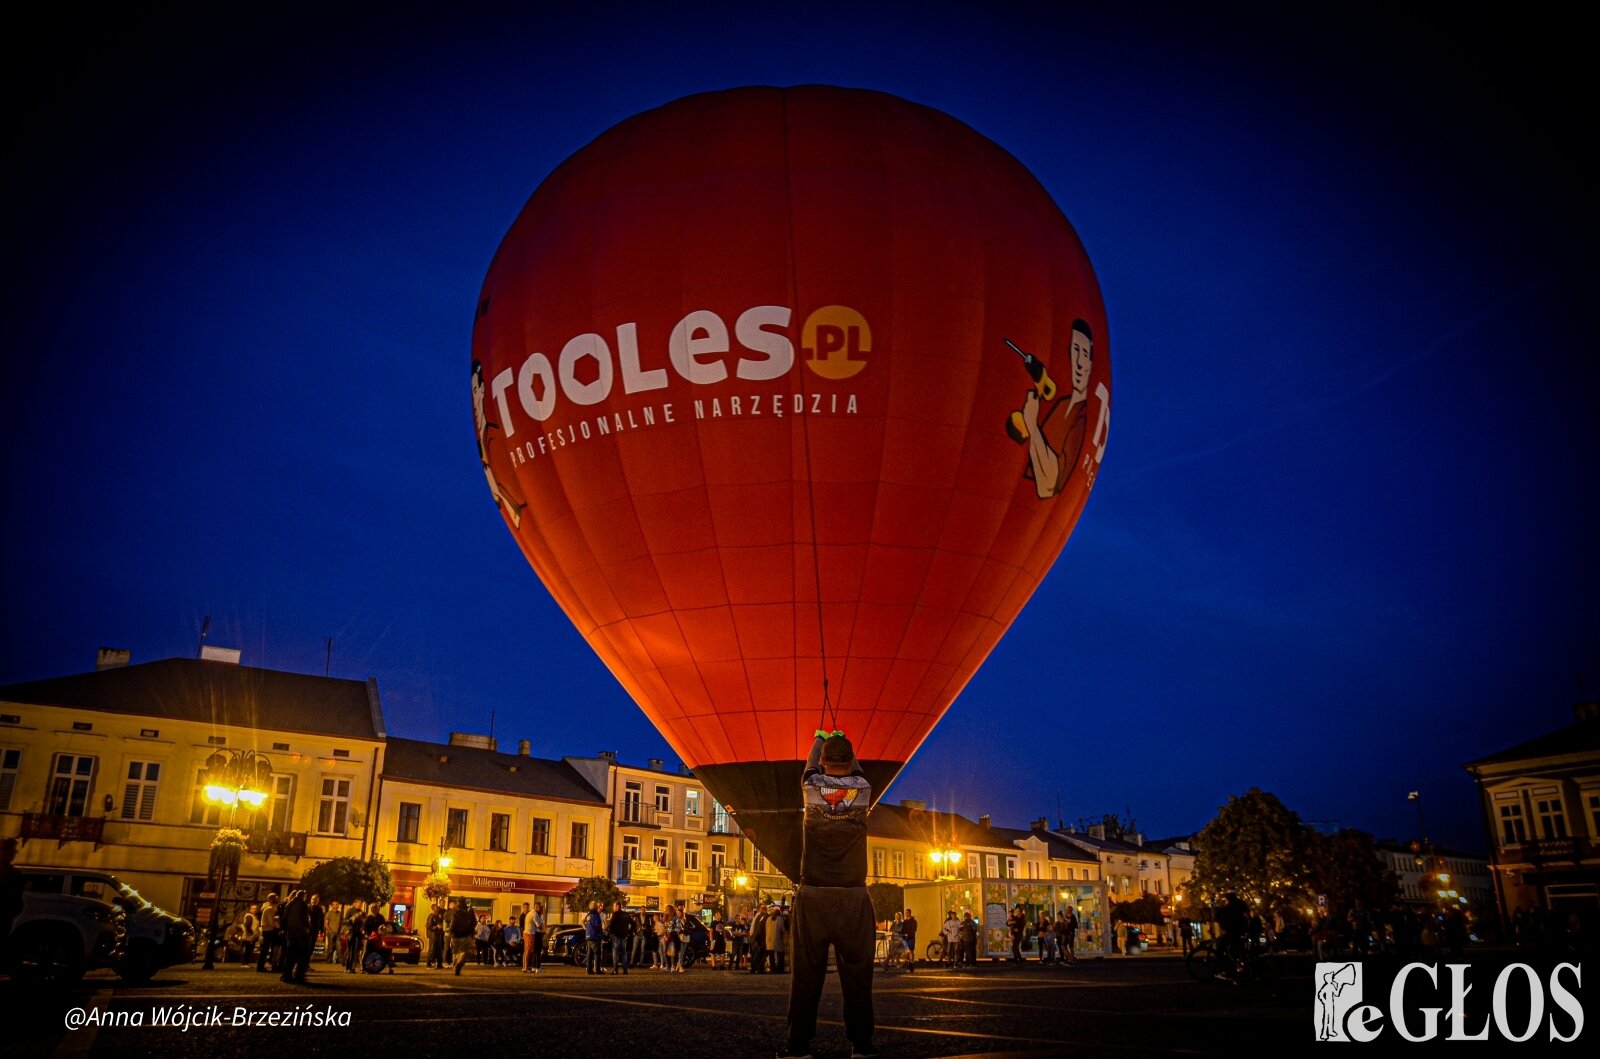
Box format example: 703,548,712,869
4,3,1593,854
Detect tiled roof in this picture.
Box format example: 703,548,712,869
1466,715,1600,768
0,658,383,740
383,737,607,803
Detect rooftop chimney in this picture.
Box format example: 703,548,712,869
96,647,131,671
1031,817,1049,831
518,739,531,756
901,799,926,810
679,763,691,775
449,732,497,751
1088,824,1106,840
598,750,617,761
199,645,241,665
979,814,990,829
648,758,664,771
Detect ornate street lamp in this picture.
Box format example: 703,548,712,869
199,748,273,970
927,845,963,882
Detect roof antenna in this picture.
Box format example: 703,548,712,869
1056,789,1064,830
489,708,496,743
197,614,211,658
325,636,334,677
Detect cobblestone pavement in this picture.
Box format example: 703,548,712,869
10,953,1322,1058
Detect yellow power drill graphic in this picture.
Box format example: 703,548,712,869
1005,338,1057,444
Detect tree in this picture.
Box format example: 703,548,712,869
1309,828,1400,919
566,875,624,913
1111,894,1165,925
868,882,905,924
1185,788,1314,921
300,855,395,905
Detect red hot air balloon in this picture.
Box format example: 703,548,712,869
470,86,1110,879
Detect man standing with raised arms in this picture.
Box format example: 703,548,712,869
780,730,876,1059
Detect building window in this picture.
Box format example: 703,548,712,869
711,800,731,833
446,807,470,849
316,777,352,835
490,813,511,852
397,802,421,843
710,843,726,877
1029,861,1039,879
1534,793,1568,839
190,769,223,826
0,748,19,811
120,761,161,821
913,854,925,880
653,838,670,867
654,784,671,813
985,854,999,879
1005,856,1019,879
872,848,886,877
49,754,96,817
529,817,550,855
623,781,643,823
622,834,641,862
1050,865,1059,880
570,822,590,859
684,841,700,872
1587,792,1600,837
1498,798,1527,845
751,848,766,873
686,788,701,817
967,857,980,879
892,851,905,878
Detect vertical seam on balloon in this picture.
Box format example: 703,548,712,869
780,89,838,737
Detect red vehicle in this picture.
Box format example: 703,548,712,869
369,928,421,965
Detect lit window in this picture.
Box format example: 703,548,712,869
120,760,161,821
686,788,701,817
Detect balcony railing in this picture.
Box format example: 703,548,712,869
21,813,106,847
247,830,309,859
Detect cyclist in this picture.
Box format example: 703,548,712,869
1216,892,1250,972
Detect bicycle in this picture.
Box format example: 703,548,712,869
1186,938,1280,985
880,932,911,975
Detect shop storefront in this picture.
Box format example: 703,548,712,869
390,869,575,929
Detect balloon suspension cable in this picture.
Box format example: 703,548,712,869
782,93,837,733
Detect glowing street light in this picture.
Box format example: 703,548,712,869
199,748,273,970
928,846,963,882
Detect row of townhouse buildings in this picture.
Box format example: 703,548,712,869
0,652,1209,950
30,653,1570,947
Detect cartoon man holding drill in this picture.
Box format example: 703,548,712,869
1006,320,1095,500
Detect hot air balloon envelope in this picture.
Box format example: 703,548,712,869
471,86,1110,879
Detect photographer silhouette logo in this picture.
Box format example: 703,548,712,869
1316,962,1362,1042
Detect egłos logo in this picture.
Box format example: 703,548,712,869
1314,962,1584,1044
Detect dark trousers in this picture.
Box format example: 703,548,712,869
257,929,281,970
530,932,543,968
586,938,604,973
428,929,446,966
281,936,311,982
611,937,629,971
787,885,874,1052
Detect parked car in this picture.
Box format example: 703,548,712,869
7,868,128,984
549,910,710,967
369,926,421,965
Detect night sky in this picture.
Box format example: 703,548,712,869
4,3,1593,855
